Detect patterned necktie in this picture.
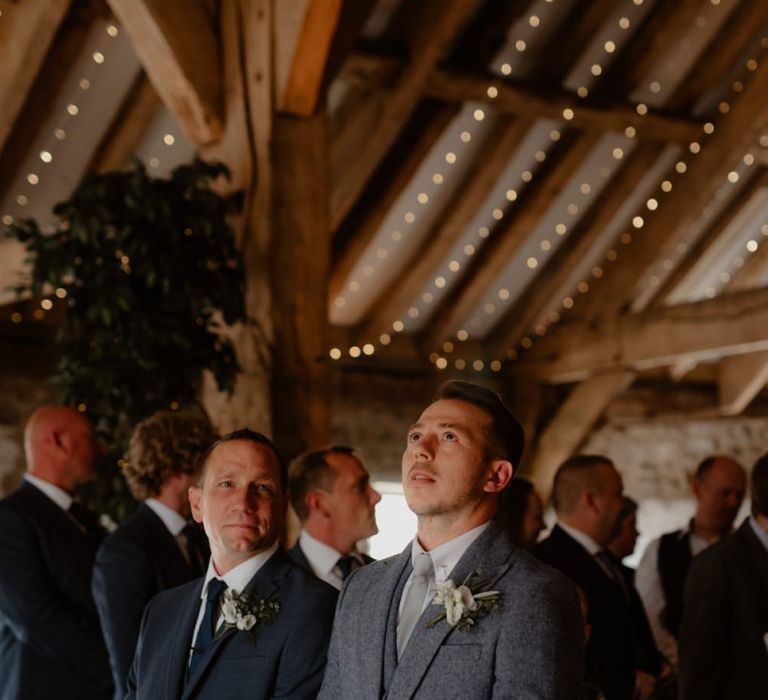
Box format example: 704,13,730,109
396,553,434,658
188,578,227,680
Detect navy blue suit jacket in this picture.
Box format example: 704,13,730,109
535,525,637,700
125,547,337,699
0,480,113,699
93,503,209,697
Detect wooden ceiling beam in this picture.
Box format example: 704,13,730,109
352,116,532,344
523,372,635,498
0,0,71,155
421,130,602,351
88,73,163,173
329,101,459,303
340,52,704,145
724,237,768,293
489,142,667,357
650,168,768,306
573,51,768,320
106,0,221,145
275,0,343,116
329,0,482,229
513,286,768,383
718,350,768,416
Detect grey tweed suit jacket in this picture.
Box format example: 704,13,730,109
319,521,585,700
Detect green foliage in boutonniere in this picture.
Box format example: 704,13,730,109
219,588,280,642
427,570,501,632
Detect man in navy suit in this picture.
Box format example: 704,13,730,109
0,405,113,699
287,446,380,589
126,429,338,699
93,408,216,697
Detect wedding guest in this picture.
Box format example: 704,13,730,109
126,429,337,699
635,456,746,671
92,408,216,697
678,452,768,699
0,406,112,700
319,381,584,699
497,476,545,549
535,455,657,700
288,446,380,589
607,497,639,563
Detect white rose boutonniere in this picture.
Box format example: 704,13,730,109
427,570,501,632
219,589,280,641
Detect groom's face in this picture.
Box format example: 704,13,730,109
189,439,285,574
402,399,506,519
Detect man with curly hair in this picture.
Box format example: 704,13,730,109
92,407,216,698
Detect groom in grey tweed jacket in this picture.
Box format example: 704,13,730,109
319,381,584,700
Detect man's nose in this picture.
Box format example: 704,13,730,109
412,435,435,461
369,485,382,505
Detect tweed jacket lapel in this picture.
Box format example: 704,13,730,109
382,547,413,694
387,522,515,700
181,549,286,699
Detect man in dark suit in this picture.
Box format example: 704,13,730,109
126,429,338,700
320,381,584,699
287,446,380,589
535,455,651,700
93,408,216,697
678,452,768,700
0,405,113,699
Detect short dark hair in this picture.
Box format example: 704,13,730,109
433,380,524,468
497,477,535,546
551,454,615,515
200,429,288,493
124,408,217,500
751,453,768,518
694,455,741,480
288,446,355,521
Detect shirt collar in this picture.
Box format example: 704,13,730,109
557,520,603,556
200,541,279,600
145,498,188,536
24,474,72,511
298,530,347,577
411,520,491,584
749,516,768,553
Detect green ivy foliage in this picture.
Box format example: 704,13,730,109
4,159,246,520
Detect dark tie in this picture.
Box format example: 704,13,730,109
182,523,208,577
188,578,227,680
595,550,630,601
336,554,360,581
68,501,100,538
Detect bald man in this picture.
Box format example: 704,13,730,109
0,406,113,700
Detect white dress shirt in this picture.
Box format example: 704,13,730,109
145,498,192,564
24,474,72,511
635,524,710,668
188,541,279,661
398,521,490,619
297,530,364,591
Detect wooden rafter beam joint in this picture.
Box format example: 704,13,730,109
106,0,222,146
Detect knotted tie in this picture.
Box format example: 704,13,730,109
396,552,434,658
595,550,630,601
182,523,208,577
68,501,100,538
336,554,360,581
188,578,227,680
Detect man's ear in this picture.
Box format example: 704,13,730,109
189,485,203,524
484,460,514,494
306,491,331,518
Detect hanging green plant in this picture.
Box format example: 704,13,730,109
4,159,246,520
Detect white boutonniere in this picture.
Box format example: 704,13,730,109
427,570,501,631
219,588,280,640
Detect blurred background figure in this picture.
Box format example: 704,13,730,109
92,407,216,698
635,455,746,676
0,406,112,700
608,497,639,564
497,476,545,550
288,446,380,589
678,452,768,700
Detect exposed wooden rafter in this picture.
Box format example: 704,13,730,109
514,286,768,383
0,0,71,155
106,0,221,145
329,0,482,229
718,351,768,416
